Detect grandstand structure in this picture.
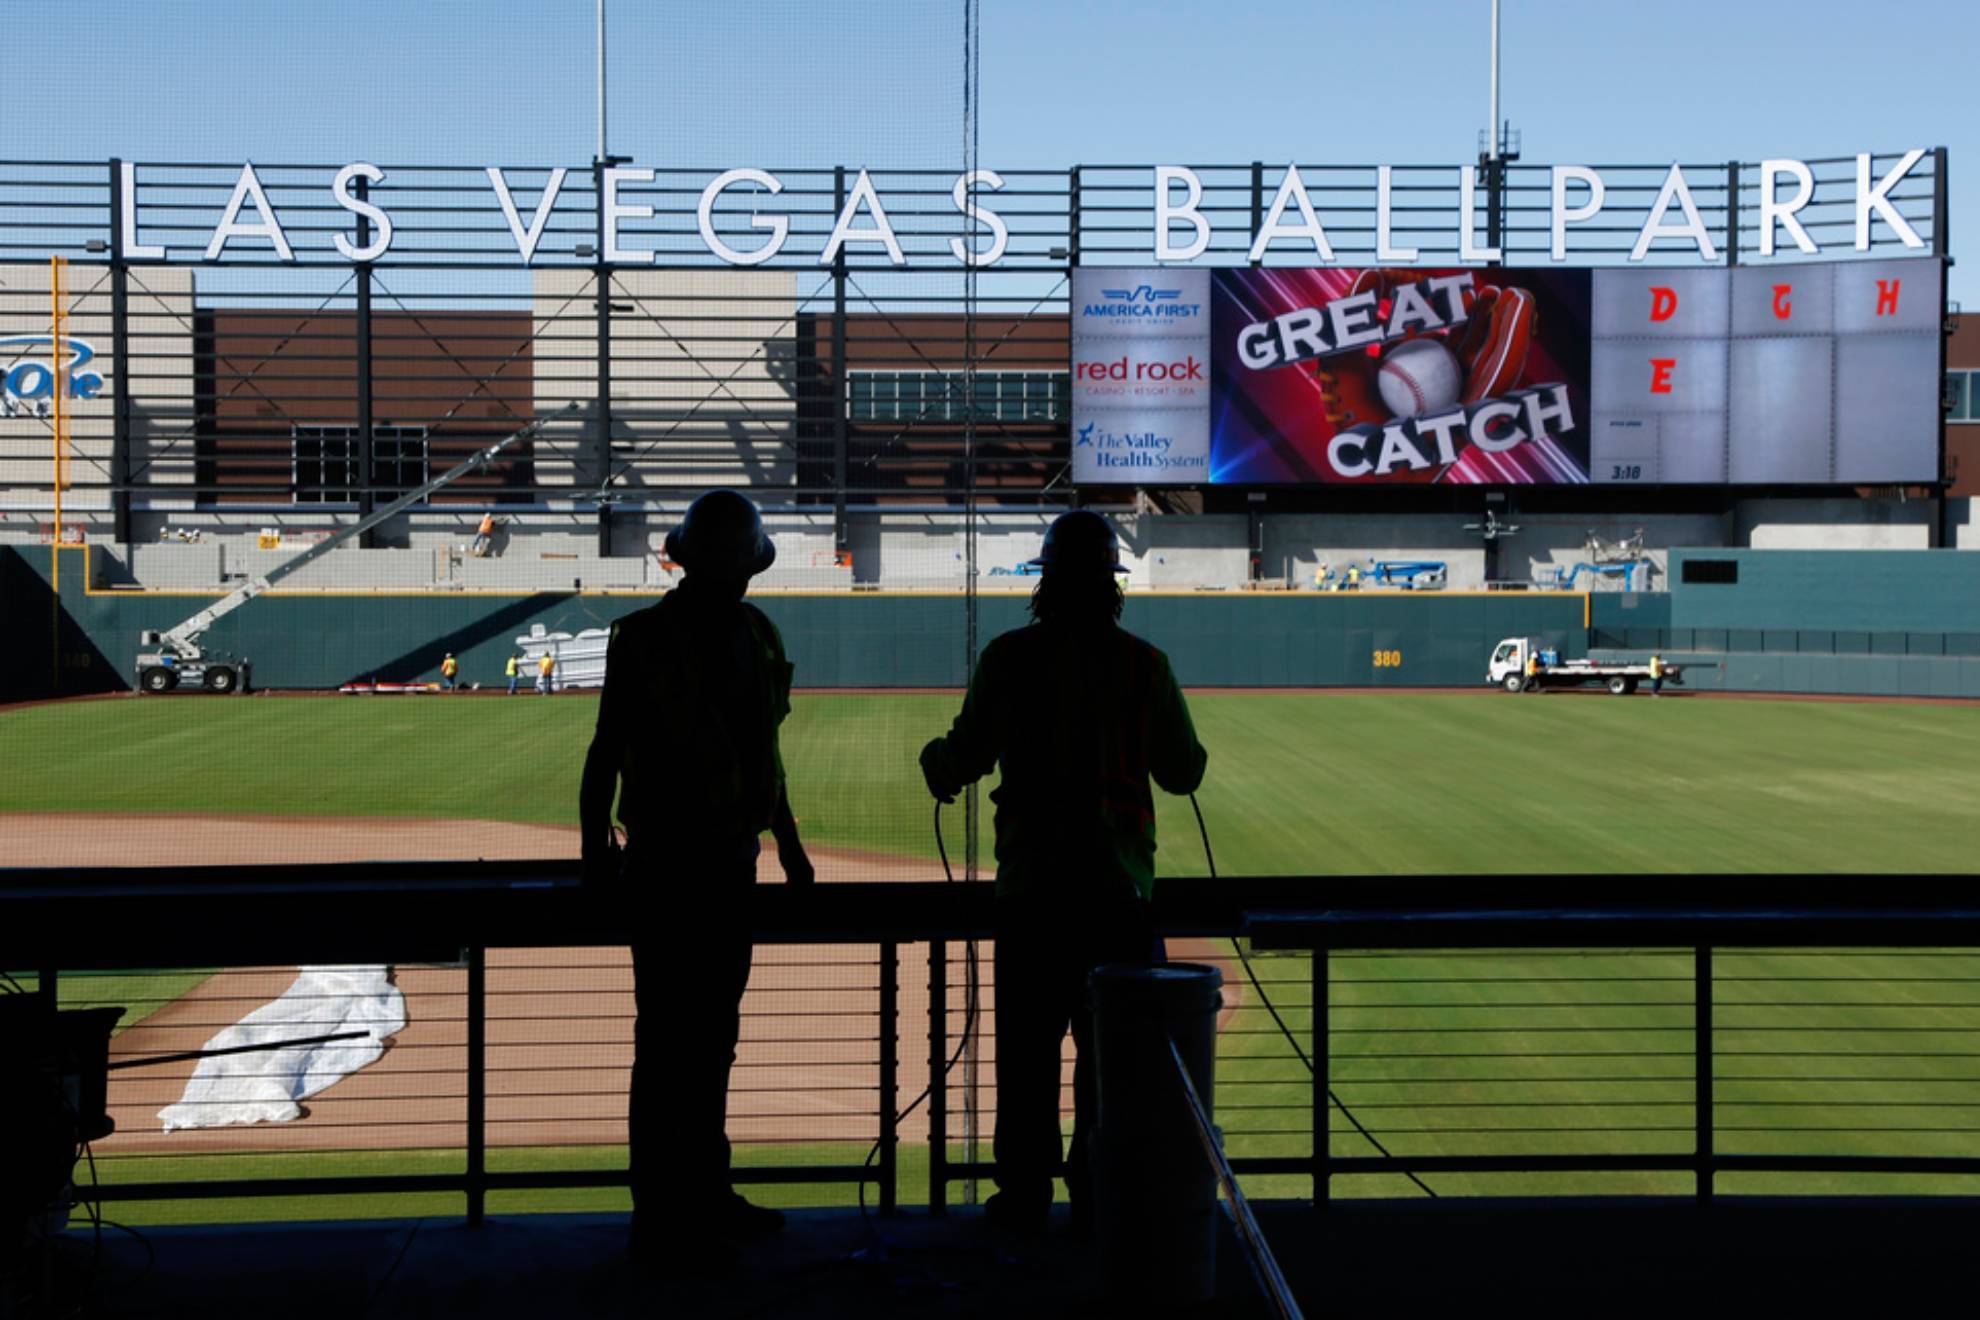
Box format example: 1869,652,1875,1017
0,152,1966,605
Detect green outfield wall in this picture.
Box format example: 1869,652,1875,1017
2,546,1583,697
11,544,1980,701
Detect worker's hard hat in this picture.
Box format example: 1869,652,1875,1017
665,489,776,577
1029,509,1122,576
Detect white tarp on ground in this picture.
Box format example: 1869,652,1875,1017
157,966,406,1132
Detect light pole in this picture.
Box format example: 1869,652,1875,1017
595,0,608,165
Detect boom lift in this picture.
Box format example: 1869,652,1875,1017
134,403,577,694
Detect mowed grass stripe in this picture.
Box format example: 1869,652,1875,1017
4,692,1978,873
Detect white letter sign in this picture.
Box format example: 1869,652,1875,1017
204,163,294,261
1154,166,1210,262
1247,165,1334,263
486,167,568,264
698,168,790,266
1549,165,1605,262
820,169,906,266
1630,165,1718,263
331,162,393,262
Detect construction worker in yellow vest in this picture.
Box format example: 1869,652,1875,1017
536,650,555,695
580,488,812,1262
1345,563,1361,591
440,653,459,691
1649,652,1665,697
505,652,521,696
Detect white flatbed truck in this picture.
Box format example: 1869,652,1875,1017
1486,636,1683,696
134,404,577,694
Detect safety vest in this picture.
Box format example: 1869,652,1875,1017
441,656,458,677
478,514,495,535
1649,655,1664,678
505,656,519,677
539,653,555,674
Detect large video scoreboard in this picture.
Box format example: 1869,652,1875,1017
1072,258,1943,487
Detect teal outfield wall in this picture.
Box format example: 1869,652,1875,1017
1590,649,1980,699
2,546,1582,697
1668,550,1980,633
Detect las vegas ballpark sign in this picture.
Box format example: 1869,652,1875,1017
106,152,1936,268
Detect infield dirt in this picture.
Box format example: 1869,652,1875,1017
10,814,1236,1159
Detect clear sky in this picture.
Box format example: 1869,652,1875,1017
6,0,1973,299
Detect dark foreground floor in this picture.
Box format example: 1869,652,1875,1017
22,1197,1980,1317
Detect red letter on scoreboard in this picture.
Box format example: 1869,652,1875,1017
1649,287,1677,322
1772,284,1793,319
1876,279,1901,316
1650,358,1676,394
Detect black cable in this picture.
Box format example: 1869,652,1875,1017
1188,794,1437,1199
855,800,981,1237
365,1218,424,1312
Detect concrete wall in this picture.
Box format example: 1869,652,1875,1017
1735,497,1936,549
48,495,1980,595
531,268,798,501
1,263,196,513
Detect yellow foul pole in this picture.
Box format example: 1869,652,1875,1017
49,256,67,692
50,255,67,589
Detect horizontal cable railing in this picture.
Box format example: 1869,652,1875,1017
10,867,1980,1221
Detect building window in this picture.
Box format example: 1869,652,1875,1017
1948,370,1974,423
292,424,430,504
847,370,1068,424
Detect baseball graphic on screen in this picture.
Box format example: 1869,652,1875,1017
1376,338,1462,419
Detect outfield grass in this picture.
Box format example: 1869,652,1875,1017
10,690,1980,1217
4,691,1979,873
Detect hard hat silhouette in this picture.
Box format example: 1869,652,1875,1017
1030,509,1122,575
665,489,776,577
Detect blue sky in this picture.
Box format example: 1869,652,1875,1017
7,0,1973,298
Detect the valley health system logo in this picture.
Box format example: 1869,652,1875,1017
1,335,105,418
1071,269,1212,484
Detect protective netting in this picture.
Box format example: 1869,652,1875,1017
2,0,1014,1226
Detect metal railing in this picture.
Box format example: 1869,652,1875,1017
10,866,1980,1220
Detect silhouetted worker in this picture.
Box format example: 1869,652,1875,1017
919,509,1208,1236
579,489,814,1259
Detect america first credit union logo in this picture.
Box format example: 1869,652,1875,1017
1082,285,1202,321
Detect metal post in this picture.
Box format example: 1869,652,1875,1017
928,938,949,1213
1250,161,1265,266
466,944,487,1225
832,166,849,556
1312,948,1329,1206
1695,946,1713,1202
1488,0,1500,166
354,176,377,548
1068,166,1082,269
879,939,899,1215
1933,145,1949,258
595,0,608,167
107,159,133,546
593,165,614,557
1725,161,1741,268
1935,146,1951,541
